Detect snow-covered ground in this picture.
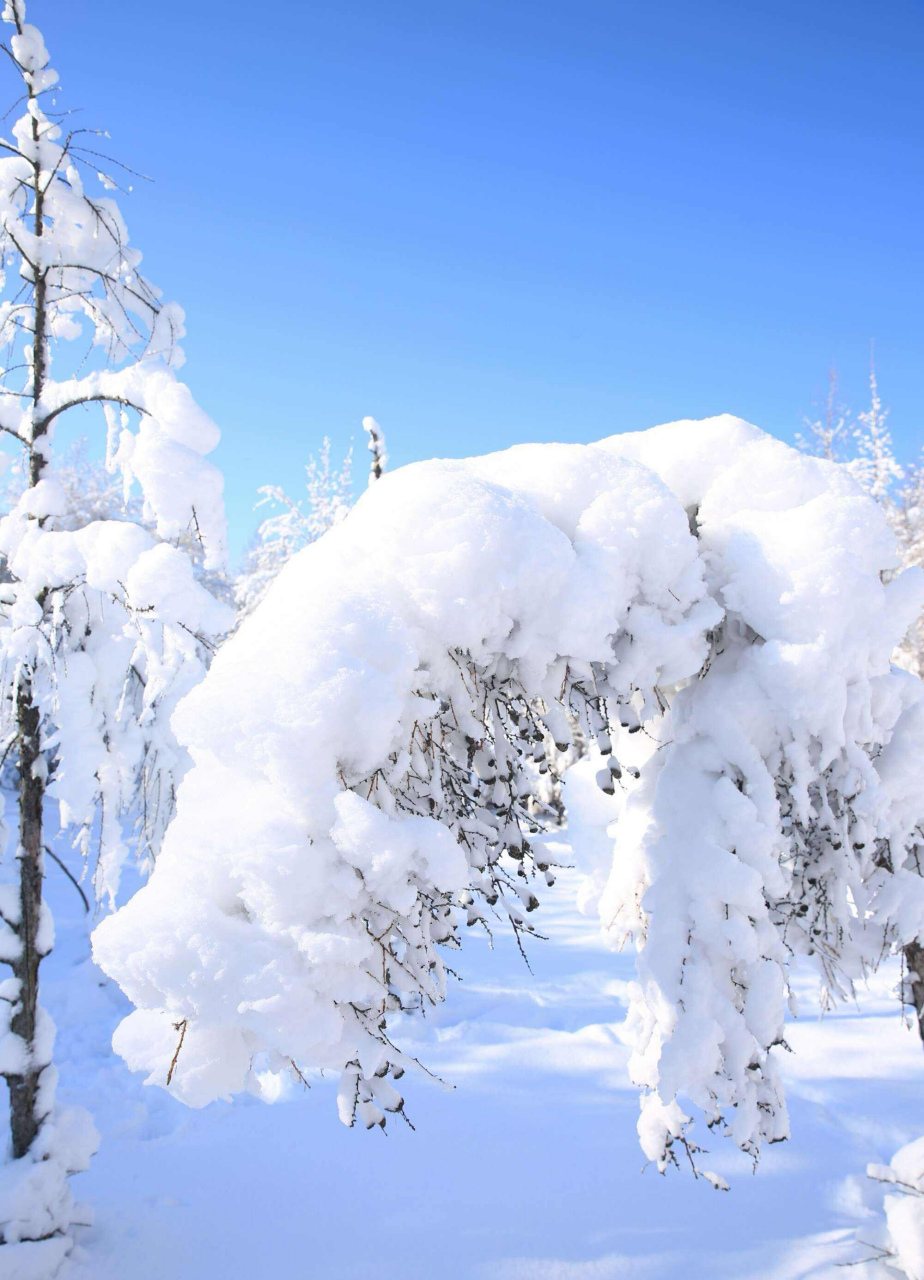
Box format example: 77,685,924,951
30,835,921,1280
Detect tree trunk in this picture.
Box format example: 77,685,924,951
7,683,45,1159
905,941,924,1051
3,80,50,1162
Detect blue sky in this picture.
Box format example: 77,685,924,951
29,0,924,555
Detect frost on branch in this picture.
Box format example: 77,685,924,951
94,417,924,1177
93,439,718,1117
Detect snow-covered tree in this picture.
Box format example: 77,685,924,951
94,417,924,1187
795,366,851,462
799,371,924,1279
799,365,924,1072
850,361,905,506
0,2,229,1265
234,437,352,621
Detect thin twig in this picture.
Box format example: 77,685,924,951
43,845,89,914
166,1018,188,1085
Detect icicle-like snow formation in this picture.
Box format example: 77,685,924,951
94,418,924,1175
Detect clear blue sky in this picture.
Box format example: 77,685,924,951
28,0,924,556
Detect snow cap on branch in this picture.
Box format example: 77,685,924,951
362,415,387,484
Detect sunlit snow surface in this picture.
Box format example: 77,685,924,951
33,838,920,1280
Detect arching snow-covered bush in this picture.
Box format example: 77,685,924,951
94,439,719,1116
94,417,924,1174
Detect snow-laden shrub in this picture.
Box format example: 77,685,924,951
94,417,924,1178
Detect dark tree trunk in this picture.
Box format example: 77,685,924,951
905,941,924,1051
3,80,50,1162
8,684,45,1159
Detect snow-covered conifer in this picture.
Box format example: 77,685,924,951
0,2,230,1263
234,437,352,621
94,417,924,1186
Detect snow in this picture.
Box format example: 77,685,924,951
25,847,924,1279
6,0,919,1270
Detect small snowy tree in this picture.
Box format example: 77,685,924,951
234,436,352,621
849,359,905,506
0,2,229,1265
94,417,924,1185
795,366,851,462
